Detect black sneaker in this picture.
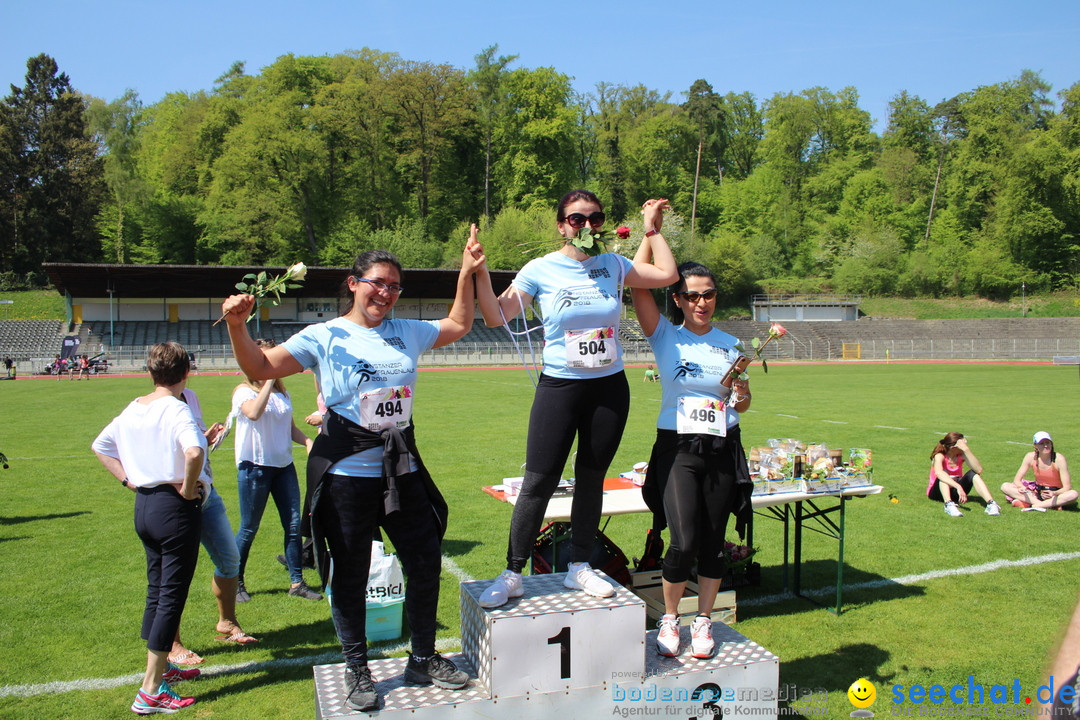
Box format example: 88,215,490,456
236,580,251,603
403,652,469,690
344,664,378,711
276,554,287,568
288,581,323,601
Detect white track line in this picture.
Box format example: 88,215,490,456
441,555,475,584
6,552,1077,699
741,551,1080,608
0,638,464,698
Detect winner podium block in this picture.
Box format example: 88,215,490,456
313,570,779,718
460,571,645,698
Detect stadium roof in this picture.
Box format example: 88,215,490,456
43,263,515,300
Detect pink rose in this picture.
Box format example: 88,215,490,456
616,226,631,239
769,323,787,338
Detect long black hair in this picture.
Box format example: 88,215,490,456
555,190,603,222
668,262,717,325
342,249,403,315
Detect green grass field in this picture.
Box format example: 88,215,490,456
1,362,1078,718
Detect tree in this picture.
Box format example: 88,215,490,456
884,91,934,160
386,61,471,222
470,45,517,219
684,79,722,241
0,54,104,277
199,54,337,264
720,92,763,180
494,67,578,210
87,90,147,262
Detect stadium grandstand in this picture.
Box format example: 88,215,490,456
2,263,1080,375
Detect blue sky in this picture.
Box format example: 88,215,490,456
2,0,1078,131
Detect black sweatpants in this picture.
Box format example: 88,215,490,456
318,471,442,667
135,484,202,652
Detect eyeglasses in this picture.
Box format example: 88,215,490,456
562,211,606,229
676,289,717,302
356,277,404,295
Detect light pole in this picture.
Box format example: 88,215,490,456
1022,282,1026,318
107,284,115,347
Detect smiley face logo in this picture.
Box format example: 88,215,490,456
848,678,877,709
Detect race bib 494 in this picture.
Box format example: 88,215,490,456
359,385,414,432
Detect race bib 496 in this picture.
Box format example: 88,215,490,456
677,396,726,436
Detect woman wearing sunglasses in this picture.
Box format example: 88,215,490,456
630,253,753,660
220,233,485,712
475,191,678,607
1001,431,1078,510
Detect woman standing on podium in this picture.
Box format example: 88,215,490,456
631,242,754,659
474,191,678,608
220,235,485,713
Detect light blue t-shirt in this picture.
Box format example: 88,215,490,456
283,316,440,476
514,251,634,379
647,316,743,432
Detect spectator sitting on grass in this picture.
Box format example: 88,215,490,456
927,432,1002,518
1001,431,1078,511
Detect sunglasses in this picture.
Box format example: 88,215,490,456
563,211,606,229
355,277,405,295
675,289,717,302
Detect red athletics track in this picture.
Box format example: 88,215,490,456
5,358,1058,381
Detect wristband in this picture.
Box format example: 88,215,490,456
644,229,659,238
121,477,131,488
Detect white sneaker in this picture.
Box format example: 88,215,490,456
656,614,680,657
985,500,1001,516
478,570,523,608
563,562,614,598
690,615,715,658
944,501,963,517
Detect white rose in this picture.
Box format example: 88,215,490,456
287,262,308,281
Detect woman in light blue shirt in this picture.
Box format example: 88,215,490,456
475,191,678,607
631,248,753,662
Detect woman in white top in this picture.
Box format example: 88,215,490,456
92,341,205,713
231,340,318,603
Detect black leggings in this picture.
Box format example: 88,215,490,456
506,372,630,572
660,442,737,584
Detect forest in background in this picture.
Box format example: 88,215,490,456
1,49,1078,305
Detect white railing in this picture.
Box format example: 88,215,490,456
11,337,1080,376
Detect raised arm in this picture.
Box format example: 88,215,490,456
625,198,679,289
955,437,983,475
239,381,275,421
434,224,484,349
221,295,304,380
630,230,663,337
476,264,534,328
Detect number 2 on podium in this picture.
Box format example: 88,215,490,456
547,627,571,678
